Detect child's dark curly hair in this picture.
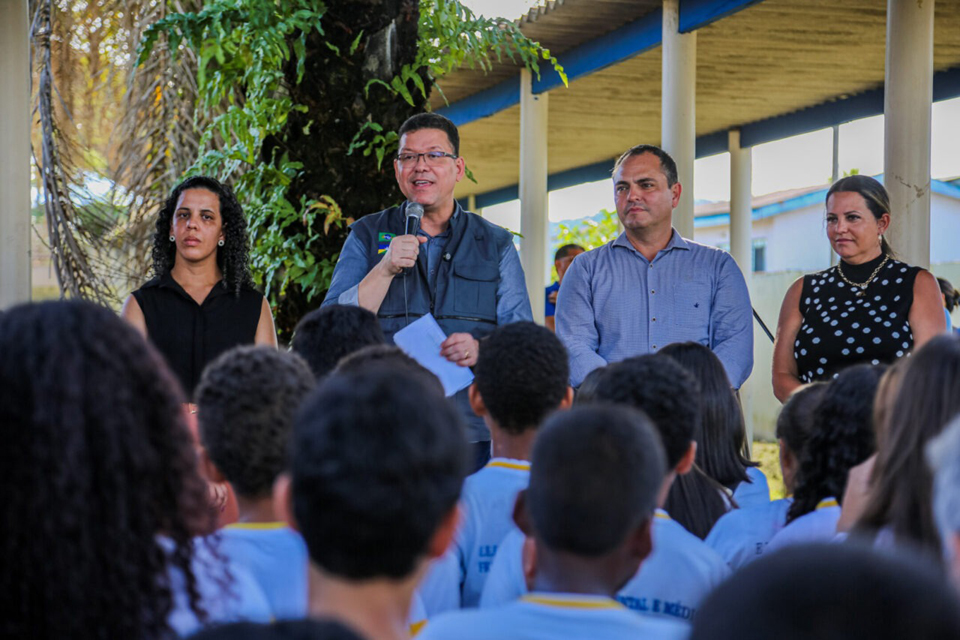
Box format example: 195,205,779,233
787,364,884,523
0,300,213,638
152,176,253,295
197,346,315,498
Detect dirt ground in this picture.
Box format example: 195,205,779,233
751,441,786,500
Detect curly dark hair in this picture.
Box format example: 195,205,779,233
775,383,829,460
788,364,884,524
660,342,758,490
152,176,253,296
333,344,444,396
580,355,699,469
196,346,315,498
0,301,213,639
474,322,570,434
291,367,468,580
291,304,385,379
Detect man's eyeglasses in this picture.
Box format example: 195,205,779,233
396,151,458,167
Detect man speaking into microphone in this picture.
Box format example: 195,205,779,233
322,113,532,467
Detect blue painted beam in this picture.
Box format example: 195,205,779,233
679,0,766,33
548,159,616,191
696,130,729,158
740,66,960,149
437,79,520,128
475,184,520,210
739,89,884,149
439,0,767,124
532,10,662,94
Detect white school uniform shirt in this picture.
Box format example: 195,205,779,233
732,467,771,509
409,592,428,636
706,498,792,571
765,497,841,553
617,510,731,622
166,537,272,636
418,593,687,640
480,510,730,623
217,523,310,620
419,458,530,613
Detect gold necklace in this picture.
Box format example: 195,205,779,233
836,255,890,298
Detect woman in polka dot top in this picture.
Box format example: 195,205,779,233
771,175,945,402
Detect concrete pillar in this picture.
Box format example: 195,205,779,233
0,0,32,309
831,124,840,267
884,0,934,268
519,69,549,325
661,0,697,239
728,128,754,443
728,130,753,285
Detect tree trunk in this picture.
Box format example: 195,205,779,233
264,0,429,332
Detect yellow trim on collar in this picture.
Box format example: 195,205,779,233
224,522,289,530
654,511,671,520
486,460,531,472
410,620,427,636
816,498,839,510
521,595,623,610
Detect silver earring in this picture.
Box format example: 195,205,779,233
169,235,175,242
218,239,225,247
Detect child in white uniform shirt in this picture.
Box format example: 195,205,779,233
420,405,686,640
707,383,828,570
481,355,729,622
196,346,315,620
419,323,573,613
766,365,882,550
276,364,469,640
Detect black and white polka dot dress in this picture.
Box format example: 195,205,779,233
794,254,921,382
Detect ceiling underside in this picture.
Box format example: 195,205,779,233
430,0,960,201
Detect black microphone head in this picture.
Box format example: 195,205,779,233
405,201,424,221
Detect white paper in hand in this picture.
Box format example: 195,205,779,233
393,313,474,397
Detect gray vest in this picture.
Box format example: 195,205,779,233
350,203,512,342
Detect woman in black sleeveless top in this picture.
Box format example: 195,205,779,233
772,175,944,402
122,176,277,396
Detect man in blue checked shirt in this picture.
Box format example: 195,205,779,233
556,145,753,389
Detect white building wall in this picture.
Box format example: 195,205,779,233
695,189,960,275
931,195,960,265
763,203,831,273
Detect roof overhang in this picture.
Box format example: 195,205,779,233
431,0,960,207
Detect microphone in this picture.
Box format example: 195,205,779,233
405,201,424,236
402,202,424,280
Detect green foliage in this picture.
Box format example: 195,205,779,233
138,0,335,307
548,209,619,281
553,208,620,252
139,0,567,327
352,0,567,173
418,1,565,91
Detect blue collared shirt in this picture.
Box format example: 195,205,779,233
331,205,532,328
556,230,753,388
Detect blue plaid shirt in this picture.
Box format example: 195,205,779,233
556,230,753,388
